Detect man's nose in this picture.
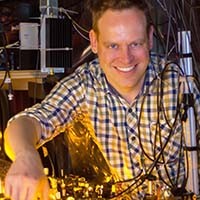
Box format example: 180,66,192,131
120,46,133,63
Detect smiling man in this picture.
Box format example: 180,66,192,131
89,6,153,103
4,0,200,199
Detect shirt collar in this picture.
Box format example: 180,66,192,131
88,58,111,94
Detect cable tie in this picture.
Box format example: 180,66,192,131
183,146,199,151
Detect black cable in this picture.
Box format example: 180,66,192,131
61,0,83,10
158,62,184,128
110,60,185,198
157,64,184,188
154,63,190,192
108,170,144,199
138,62,182,161
137,59,188,191
0,23,13,99
108,61,173,197
152,0,167,63
0,70,8,89
155,64,186,189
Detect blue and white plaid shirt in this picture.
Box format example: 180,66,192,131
12,54,200,197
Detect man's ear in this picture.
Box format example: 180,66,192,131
89,29,98,54
148,25,154,49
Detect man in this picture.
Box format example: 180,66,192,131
4,0,200,199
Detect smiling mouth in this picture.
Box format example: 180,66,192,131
115,65,136,72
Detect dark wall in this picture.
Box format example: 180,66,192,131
0,0,91,70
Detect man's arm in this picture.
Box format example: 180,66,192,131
4,116,41,160
4,116,49,200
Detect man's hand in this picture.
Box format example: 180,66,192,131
5,150,49,200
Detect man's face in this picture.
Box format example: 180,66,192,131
89,7,153,101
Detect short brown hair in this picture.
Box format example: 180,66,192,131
86,0,152,34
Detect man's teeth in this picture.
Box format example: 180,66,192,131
116,66,135,72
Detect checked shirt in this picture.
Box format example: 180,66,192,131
12,54,200,196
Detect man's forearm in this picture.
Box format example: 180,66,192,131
4,116,42,160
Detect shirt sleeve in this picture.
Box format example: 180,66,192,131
7,68,87,146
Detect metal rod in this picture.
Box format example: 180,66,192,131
178,30,199,195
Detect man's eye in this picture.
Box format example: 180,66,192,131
130,42,142,48
108,44,118,49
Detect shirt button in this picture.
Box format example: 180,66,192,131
128,108,132,113
131,136,136,141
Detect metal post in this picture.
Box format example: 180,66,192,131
178,30,199,195
39,0,58,73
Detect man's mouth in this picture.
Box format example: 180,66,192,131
115,65,136,72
